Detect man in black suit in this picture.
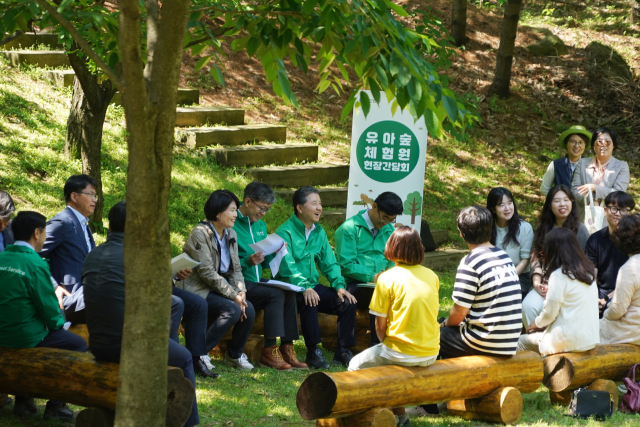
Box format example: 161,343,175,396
0,190,15,253
40,175,98,324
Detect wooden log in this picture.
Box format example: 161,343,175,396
446,387,523,424
317,408,395,427
209,334,264,364
76,407,115,427
542,344,640,392
0,393,8,409
549,379,619,411
296,351,543,420
69,324,90,347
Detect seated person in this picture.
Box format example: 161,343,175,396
0,211,87,421
335,191,403,346
585,191,634,316
83,202,199,427
540,125,590,196
523,185,589,327
234,182,307,370
348,226,440,427
177,190,256,370
276,186,358,368
600,214,640,345
518,228,599,355
0,190,15,252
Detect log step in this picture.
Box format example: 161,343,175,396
207,143,316,167
175,106,244,127
44,69,75,87
1,51,70,68
240,164,350,188
113,88,199,106
2,33,62,50
276,187,348,208
421,249,469,271
178,124,286,148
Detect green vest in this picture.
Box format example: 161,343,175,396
233,210,273,283
335,210,395,283
275,214,346,291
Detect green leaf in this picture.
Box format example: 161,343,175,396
302,0,318,14
359,91,370,117
341,91,358,121
423,109,439,138
396,64,410,87
368,77,380,104
407,77,422,106
277,69,298,107
247,36,259,57
373,63,388,87
442,95,458,122
316,77,331,93
211,64,225,87
195,56,211,71
383,0,409,17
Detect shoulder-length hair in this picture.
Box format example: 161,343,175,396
612,214,640,255
487,187,522,247
542,228,595,285
532,185,580,260
384,226,424,266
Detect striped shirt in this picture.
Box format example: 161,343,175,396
452,246,522,355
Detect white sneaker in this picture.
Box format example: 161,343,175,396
200,355,215,370
224,352,254,370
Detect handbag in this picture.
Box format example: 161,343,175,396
568,388,614,420
584,191,606,235
620,364,640,413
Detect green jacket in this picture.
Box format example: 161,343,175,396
335,210,395,283
233,209,274,283
0,244,65,348
275,214,346,291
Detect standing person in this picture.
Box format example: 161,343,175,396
84,202,200,426
335,191,403,346
540,125,590,196
40,174,98,324
518,228,599,355
234,182,307,370
276,186,358,368
0,211,87,421
177,190,255,370
486,187,534,296
585,191,634,316
0,190,15,252
523,185,590,327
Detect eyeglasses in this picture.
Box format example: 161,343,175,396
77,192,98,200
250,198,270,214
595,138,612,147
377,210,396,225
606,206,631,215
567,139,585,147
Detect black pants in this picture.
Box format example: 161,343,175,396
205,291,256,358
296,283,357,351
349,284,380,346
519,273,533,298
170,287,208,359
438,325,487,359
246,280,299,342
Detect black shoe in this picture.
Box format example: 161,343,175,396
306,348,330,369
194,358,220,379
13,397,38,417
43,402,74,422
332,349,354,367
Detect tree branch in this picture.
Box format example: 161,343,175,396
192,6,302,16
184,26,227,49
33,0,123,90
0,31,24,48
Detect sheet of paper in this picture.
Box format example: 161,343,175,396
268,246,288,277
249,233,285,256
260,279,305,293
355,282,377,288
171,253,201,278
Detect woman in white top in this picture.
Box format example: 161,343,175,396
487,187,534,296
518,227,599,356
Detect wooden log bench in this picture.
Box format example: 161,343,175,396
0,347,194,427
296,351,543,426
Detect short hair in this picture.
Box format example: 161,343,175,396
11,211,46,241
63,174,98,203
0,190,15,221
613,214,640,255
292,186,319,216
384,226,424,265
590,127,617,152
204,190,240,222
243,182,276,205
457,205,493,244
604,191,635,210
563,132,589,146
375,192,403,216
108,201,127,233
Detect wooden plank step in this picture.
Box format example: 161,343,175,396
2,33,62,50
177,124,286,148
0,51,69,68
431,229,448,247
44,69,75,87
240,164,349,188
319,209,346,227
276,187,347,208
113,88,199,106
421,249,468,271
206,143,317,167
175,106,244,127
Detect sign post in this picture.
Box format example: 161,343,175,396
346,91,428,233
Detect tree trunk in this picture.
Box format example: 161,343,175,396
115,0,191,425
451,0,468,47
488,0,523,99
632,0,640,23
446,387,523,424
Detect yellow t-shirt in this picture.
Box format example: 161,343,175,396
370,264,440,357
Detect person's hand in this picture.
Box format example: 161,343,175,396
526,322,545,334
577,184,595,196
176,269,192,281
55,286,71,310
234,294,248,321
303,288,320,307
248,252,265,266
598,298,607,309
533,281,548,298
373,272,382,284
337,288,357,304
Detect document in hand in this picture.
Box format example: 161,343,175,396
171,253,201,278
269,245,288,277
260,279,305,293
248,233,285,256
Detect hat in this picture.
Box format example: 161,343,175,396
558,125,592,149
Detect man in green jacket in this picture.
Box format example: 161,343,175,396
335,191,403,346
0,211,87,421
275,186,358,368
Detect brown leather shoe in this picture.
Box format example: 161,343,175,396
259,345,292,371
280,343,309,370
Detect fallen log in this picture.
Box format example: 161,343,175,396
69,324,90,346
446,387,523,424
296,351,542,420
543,344,640,392
76,407,115,427
0,393,8,409
549,379,619,411
209,334,264,364
316,408,395,427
